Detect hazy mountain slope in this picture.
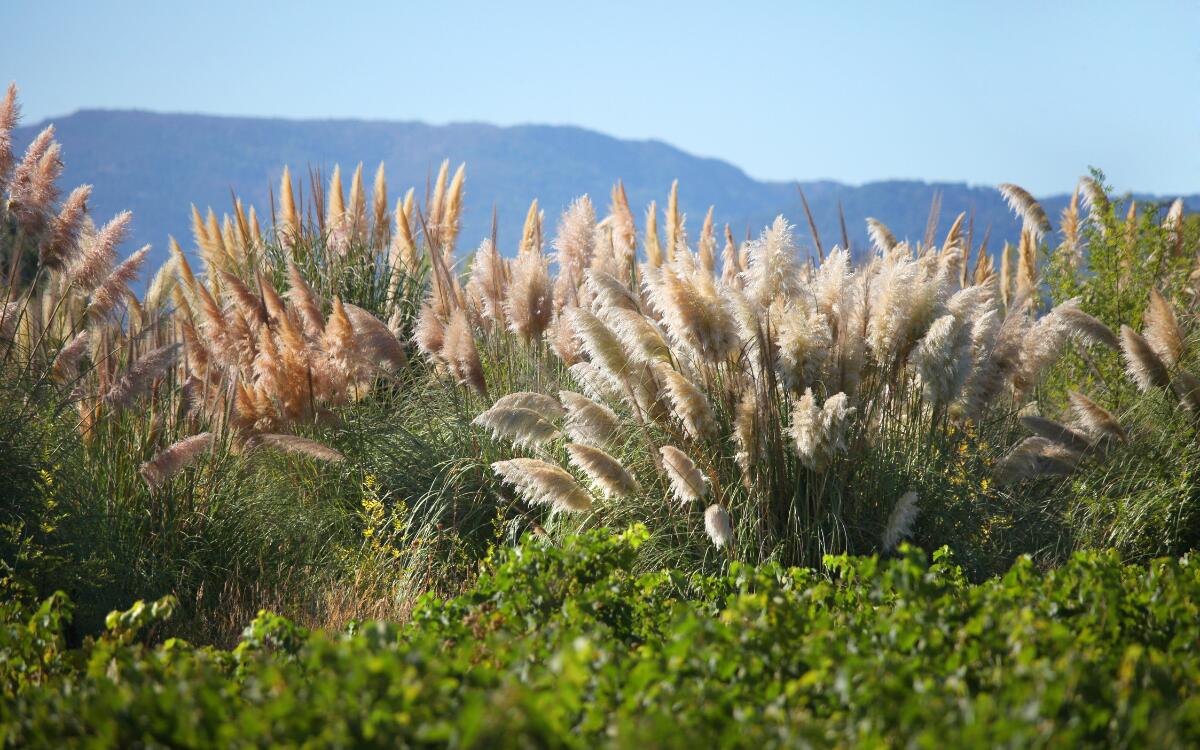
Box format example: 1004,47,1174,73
13,110,1198,272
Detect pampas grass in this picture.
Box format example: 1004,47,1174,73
566,443,640,498
560,390,621,447
491,458,592,513
882,491,919,551
247,433,345,462
140,432,214,488
704,504,733,548
660,445,707,505
473,405,560,448
1120,324,1171,391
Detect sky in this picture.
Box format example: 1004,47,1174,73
3,0,1198,195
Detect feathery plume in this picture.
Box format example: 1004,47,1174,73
89,244,150,320
1120,324,1171,391
882,491,919,551
344,303,408,372
791,390,854,472
1058,306,1119,350
660,445,707,505
648,262,739,363
1019,415,1094,455
1143,289,1184,368
0,83,17,191
491,458,592,513
505,249,553,342
657,364,717,440
1067,391,1126,443
278,166,300,245
742,216,803,307
51,330,90,381
866,218,898,253
644,200,663,267
704,504,734,548
465,238,509,326
442,308,487,396
552,196,596,308
560,390,621,447
68,211,131,293
913,313,972,405
566,443,640,499
571,307,629,379
1077,175,1110,225
473,405,560,449
248,433,345,462
102,343,181,411
993,436,1079,485
39,184,91,270
998,183,1052,240
1172,371,1200,416
413,303,445,359
140,433,213,488
491,391,565,420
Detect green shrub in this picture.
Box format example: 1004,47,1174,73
3,527,1199,748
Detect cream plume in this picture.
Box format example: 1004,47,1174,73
491,391,565,420
1120,324,1170,391
1019,415,1094,455
473,405,560,448
993,436,1079,485
571,307,629,380
660,445,707,505
140,433,213,488
866,218,898,253
560,390,621,447
1143,289,1183,368
491,458,592,513
443,308,487,395
882,491,919,551
0,83,17,191
704,504,733,548
505,249,553,343
465,239,509,326
791,390,854,472
344,303,408,372
552,196,596,309
413,303,445,359
657,364,717,440
287,262,325,339
998,183,1052,240
1067,391,1126,443
566,443,640,499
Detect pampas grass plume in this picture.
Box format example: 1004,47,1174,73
141,432,213,488
660,445,707,504
882,491,919,551
566,443,640,498
491,458,592,513
704,504,733,548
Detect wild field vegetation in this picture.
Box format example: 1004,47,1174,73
2,82,1200,744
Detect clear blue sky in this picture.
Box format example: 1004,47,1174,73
4,0,1198,194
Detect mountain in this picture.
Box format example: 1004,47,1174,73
12,110,1200,273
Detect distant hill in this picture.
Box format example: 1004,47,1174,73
13,110,1200,273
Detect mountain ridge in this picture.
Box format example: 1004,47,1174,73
13,109,1199,273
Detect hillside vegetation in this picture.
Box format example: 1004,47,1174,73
3,83,1200,745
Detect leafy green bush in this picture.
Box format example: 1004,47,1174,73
3,527,1199,748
